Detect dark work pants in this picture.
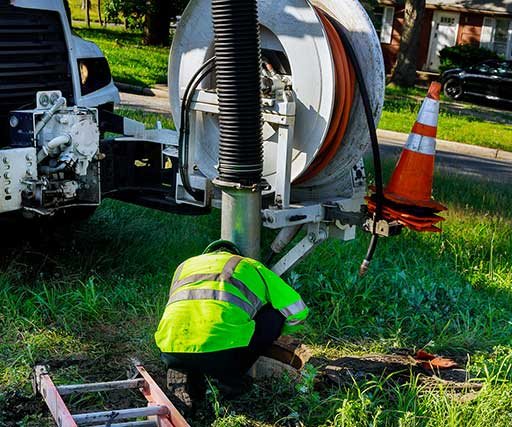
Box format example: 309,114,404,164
161,305,285,390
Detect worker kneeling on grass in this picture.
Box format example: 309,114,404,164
155,240,308,411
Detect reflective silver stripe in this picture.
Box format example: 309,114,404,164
221,255,243,278
170,256,262,310
169,262,185,299
220,257,262,309
280,299,307,318
286,318,305,327
167,289,257,318
229,277,262,310
404,133,436,155
416,97,439,127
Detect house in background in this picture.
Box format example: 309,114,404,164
376,0,512,73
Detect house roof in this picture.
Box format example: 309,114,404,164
380,0,512,15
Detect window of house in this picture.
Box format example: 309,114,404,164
379,6,395,44
480,17,512,59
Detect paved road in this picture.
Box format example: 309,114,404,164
119,91,171,114
119,91,512,184
377,134,512,184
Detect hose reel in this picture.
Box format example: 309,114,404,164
169,0,384,203
168,0,386,270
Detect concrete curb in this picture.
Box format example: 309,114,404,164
377,129,512,162
115,82,168,99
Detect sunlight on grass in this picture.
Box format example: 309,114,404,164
1,111,511,426
74,23,169,87
379,106,512,151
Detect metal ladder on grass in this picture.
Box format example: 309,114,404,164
32,364,190,427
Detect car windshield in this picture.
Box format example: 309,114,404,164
472,61,498,74
495,61,512,76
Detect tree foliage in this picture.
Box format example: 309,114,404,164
103,0,189,31
104,0,147,30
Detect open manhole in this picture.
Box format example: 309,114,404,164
249,336,312,380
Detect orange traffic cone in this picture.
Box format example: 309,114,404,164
366,82,447,233
384,82,446,211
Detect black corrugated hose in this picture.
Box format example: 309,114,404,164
211,0,263,187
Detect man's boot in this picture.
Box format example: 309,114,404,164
167,369,205,415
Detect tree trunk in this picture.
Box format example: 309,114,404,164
81,0,86,9
142,0,174,46
389,0,425,87
85,0,91,27
97,0,103,26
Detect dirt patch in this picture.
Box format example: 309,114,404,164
321,353,482,392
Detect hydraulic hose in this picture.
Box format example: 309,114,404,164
211,0,263,187
178,57,216,199
324,13,384,277
294,12,355,184
263,10,383,271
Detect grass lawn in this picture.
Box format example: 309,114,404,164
380,105,512,152
68,0,103,23
1,109,511,426
74,23,170,87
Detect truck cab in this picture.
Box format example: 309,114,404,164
0,0,204,220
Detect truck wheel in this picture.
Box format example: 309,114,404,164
443,78,463,100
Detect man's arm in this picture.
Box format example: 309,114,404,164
248,259,309,334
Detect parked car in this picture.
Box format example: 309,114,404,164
441,60,512,105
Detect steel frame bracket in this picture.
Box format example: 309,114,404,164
271,222,328,276
363,218,403,237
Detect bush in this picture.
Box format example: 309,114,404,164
439,44,501,72
103,0,190,30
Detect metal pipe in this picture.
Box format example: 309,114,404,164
221,189,261,259
34,97,66,137
72,406,168,425
212,0,264,259
57,379,145,396
37,134,71,163
92,422,157,427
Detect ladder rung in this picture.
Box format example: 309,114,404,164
72,406,168,425
92,421,158,427
57,379,146,395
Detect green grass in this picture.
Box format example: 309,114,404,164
1,109,511,426
74,23,169,87
68,0,103,23
380,97,512,151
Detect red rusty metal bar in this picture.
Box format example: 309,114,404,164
136,365,190,427
33,364,190,427
32,365,78,427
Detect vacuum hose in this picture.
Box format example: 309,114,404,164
211,0,263,187
323,13,384,277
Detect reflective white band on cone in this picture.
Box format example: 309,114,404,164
404,134,437,155
417,97,440,127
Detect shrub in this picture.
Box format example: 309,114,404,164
104,0,190,30
439,44,501,72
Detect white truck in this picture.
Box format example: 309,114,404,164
1,0,205,221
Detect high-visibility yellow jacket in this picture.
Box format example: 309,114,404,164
155,252,308,353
